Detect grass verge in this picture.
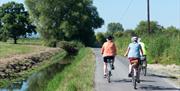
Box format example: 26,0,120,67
45,48,95,91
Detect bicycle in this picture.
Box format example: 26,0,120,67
130,60,140,89
140,55,147,76
106,58,113,83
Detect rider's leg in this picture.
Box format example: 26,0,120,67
111,56,115,69
104,62,107,75
128,64,132,77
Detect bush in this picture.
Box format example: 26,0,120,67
43,39,57,47
57,41,84,56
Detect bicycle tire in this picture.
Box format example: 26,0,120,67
107,71,111,83
132,67,137,89
142,61,147,76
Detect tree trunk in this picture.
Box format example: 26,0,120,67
14,37,17,44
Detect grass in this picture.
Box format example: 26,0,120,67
45,48,95,91
7,38,43,45
115,32,180,65
0,41,47,58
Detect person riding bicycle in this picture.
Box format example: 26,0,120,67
138,38,147,63
101,35,117,78
124,36,143,81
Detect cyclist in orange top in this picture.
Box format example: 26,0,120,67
101,35,117,77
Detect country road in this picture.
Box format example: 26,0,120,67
93,48,180,91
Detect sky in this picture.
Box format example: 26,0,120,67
1,0,180,32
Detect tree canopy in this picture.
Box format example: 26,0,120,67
0,2,36,44
107,22,124,35
135,21,163,35
25,0,104,46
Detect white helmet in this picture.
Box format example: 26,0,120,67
131,36,138,42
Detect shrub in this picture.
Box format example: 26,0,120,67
57,41,84,56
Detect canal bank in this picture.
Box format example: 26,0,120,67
0,48,66,88
0,48,95,91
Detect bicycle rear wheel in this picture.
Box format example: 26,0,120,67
132,68,137,89
107,71,111,83
142,61,147,76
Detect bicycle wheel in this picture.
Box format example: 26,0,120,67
132,68,137,89
107,71,111,83
106,59,112,83
142,61,147,76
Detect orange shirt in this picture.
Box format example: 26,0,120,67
101,41,117,57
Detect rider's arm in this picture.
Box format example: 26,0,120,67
124,47,130,57
140,45,143,55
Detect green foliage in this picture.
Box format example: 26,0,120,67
123,29,136,37
115,29,180,65
135,21,163,35
57,41,84,56
46,48,95,91
107,22,124,35
162,26,180,35
25,0,104,46
145,34,170,63
96,32,106,46
0,2,36,44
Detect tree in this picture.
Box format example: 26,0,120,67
25,0,104,46
135,21,163,35
0,2,36,44
107,22,124,35
96,32,106,45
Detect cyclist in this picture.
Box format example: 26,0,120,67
138,38,147,62
101,35,117,78
124,36,143,82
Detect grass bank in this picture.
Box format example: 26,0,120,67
45,48,95,91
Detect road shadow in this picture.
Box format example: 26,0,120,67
148,74,177,79
140,85,180,90
113,79,132,83
112,79,155,83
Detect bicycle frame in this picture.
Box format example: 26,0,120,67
131,62,140,89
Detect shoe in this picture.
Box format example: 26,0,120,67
137,79,140,83
112,64,115,70
104,74,107,78
128,73,132,77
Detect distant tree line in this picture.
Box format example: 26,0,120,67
96,21,180,46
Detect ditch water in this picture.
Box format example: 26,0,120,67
0,60,70,91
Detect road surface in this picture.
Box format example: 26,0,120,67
93,48,180,91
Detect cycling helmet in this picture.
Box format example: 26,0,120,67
106,35,113,40
131,36,138,42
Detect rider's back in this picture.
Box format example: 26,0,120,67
128,42,141,58
101,41,116,57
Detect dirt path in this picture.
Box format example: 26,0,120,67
93,48,180,91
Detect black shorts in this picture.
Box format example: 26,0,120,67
103,56,115,63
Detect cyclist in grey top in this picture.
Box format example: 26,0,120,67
124,36,143,79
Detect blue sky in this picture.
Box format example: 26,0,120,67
1,0,180,32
